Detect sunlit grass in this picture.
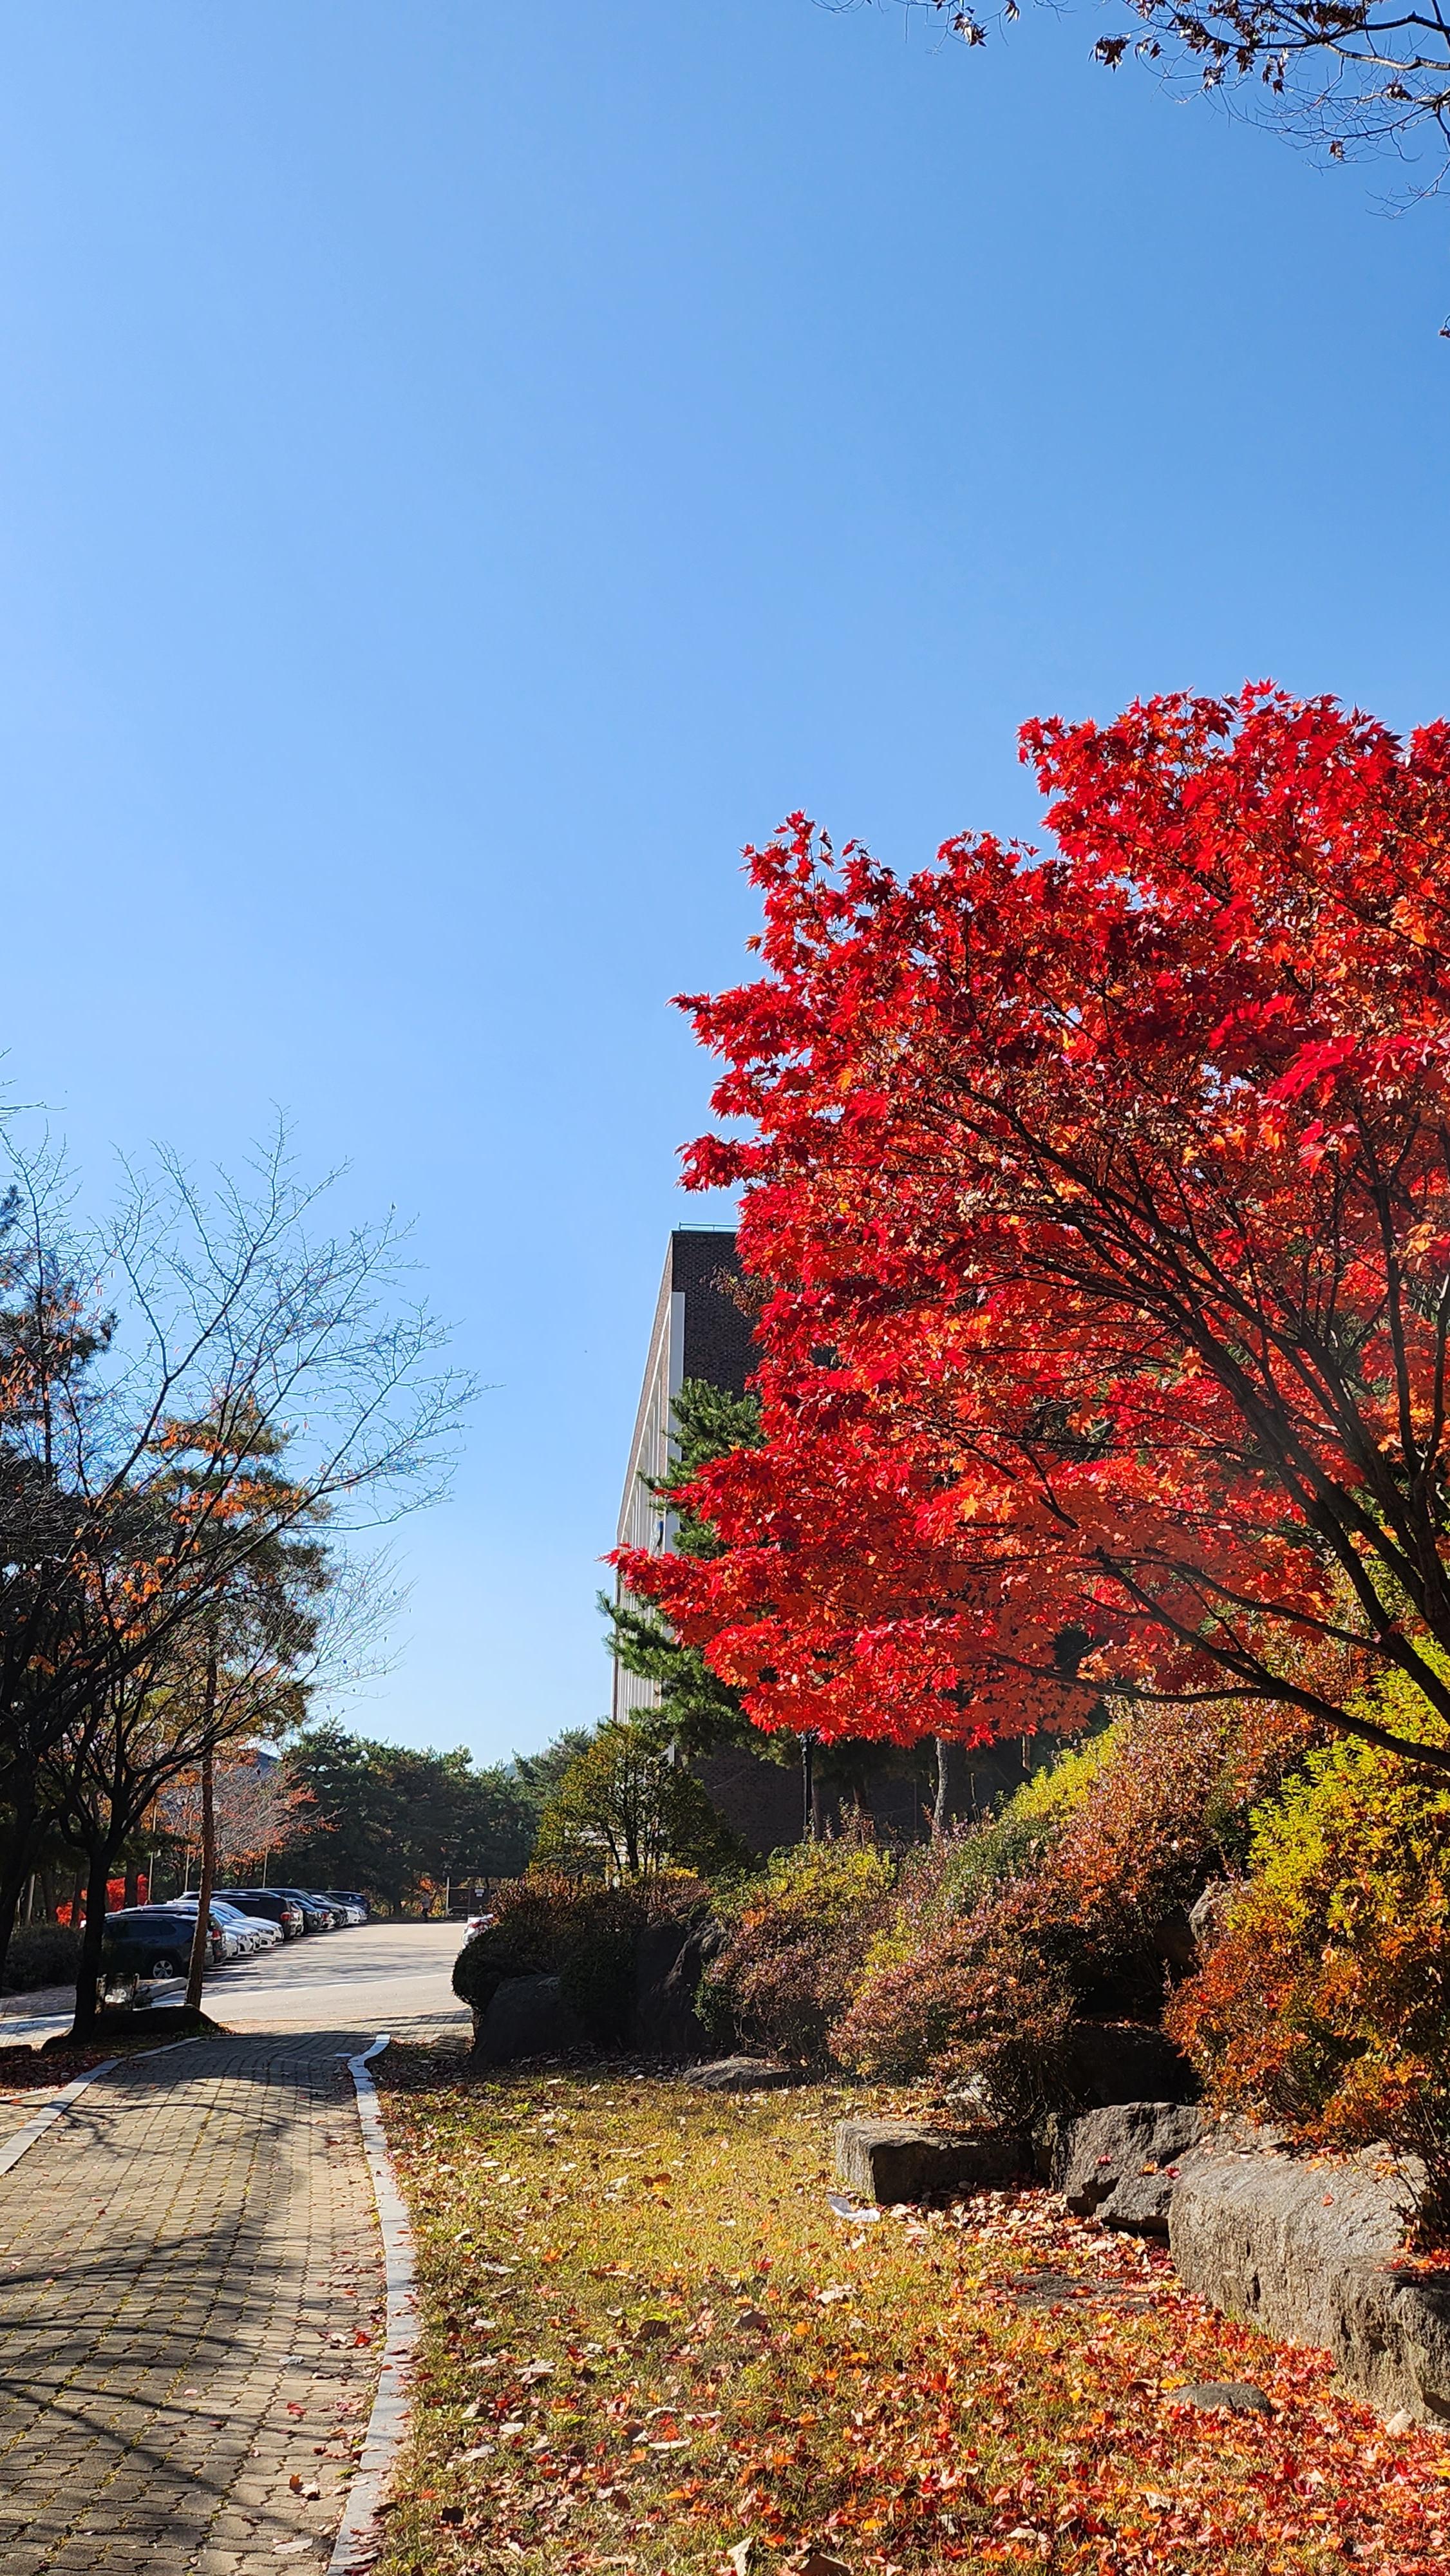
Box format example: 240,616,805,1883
375,2049,1450,2575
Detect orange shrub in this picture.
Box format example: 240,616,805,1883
836,1700,1316,2106
1166,1690,1450,2242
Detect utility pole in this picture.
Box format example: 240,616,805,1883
185,1646,220,2016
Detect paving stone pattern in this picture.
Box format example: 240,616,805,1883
0,2032,385,2574
0,2093,54,2158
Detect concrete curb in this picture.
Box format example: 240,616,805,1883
326,2034,418,2576
0,2058,122,2175
0,2032,236,2179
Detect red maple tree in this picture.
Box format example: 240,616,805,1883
617,685,1450,1771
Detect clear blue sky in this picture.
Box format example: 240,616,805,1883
0,3,1445,1766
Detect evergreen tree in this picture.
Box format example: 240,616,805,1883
601,1379,763,1757
509,1726,597,1815
281,1723,537,1906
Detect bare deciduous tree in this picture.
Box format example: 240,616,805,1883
0,1127,469,2032
867,0,1450,191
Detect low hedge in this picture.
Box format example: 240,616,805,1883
1,1923,83,1994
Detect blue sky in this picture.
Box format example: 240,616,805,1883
0,2,1445,1766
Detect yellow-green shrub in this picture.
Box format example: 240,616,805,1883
1167,1673,1450,2242
702,1841,897,2063
856,1729,1120,1989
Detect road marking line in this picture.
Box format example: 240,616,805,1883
326,2034,417,2576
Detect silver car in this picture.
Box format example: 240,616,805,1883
164,1897,269,1958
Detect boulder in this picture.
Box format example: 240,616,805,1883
630,1919,720,2058
834,2117,1023,2205
1169,2144,1407,2351
1335,2264,1450,2427
1169,2141,1450,2427
682,2056,797,2092
470,1973,586,2064
1171,2380,1274,2416
1057,2100,1208,2236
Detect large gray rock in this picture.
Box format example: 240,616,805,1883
630,1919,720,2058
1173,2380,1274,2416
683,2056,796,2092
1169,2145,1406,2349
471,1973,586,2064
1169,2141,1450,2426
1188,1879,1234,1955
834,2118,1022,2205
1335,2260,1450,2427
1058,2100,1207,2236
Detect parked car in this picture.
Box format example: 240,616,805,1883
207,1897,280,1951
265,1886,339,1933
301,1891,348,1928
219,1888,306,1939
323,1891,368,1924
165,1894,277,1956
162,1899,252,1960
100,1906,222,1983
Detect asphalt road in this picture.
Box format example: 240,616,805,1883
0,1918,472,2049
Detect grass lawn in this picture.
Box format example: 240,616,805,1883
375,2048,1450,2576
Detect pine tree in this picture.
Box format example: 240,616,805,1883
601,1379,762,1758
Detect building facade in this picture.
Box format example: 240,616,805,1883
612,1227,754,1721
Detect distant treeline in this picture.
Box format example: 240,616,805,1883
278,1719,594,1911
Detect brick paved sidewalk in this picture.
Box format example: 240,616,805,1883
0,2031,387,2575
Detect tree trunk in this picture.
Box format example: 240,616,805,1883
0,1858,32,1994
800,1732,816,1842
185,1734,216,2018
123,1862,140,1909
70,1843,113,2038
0,1795,44,1987
932,1737,968,1839
39,1870,56,1922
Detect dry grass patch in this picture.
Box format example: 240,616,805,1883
375,2049,1450,2576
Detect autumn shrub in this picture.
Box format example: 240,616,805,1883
1167,1676,1450,2243
452,1871,710,2047
1,1922,82,1994
852,1734,1116,1994
836,1700,1317,2108
701,1841,896,2064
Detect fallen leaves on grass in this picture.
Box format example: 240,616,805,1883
373,2053,1450,2575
